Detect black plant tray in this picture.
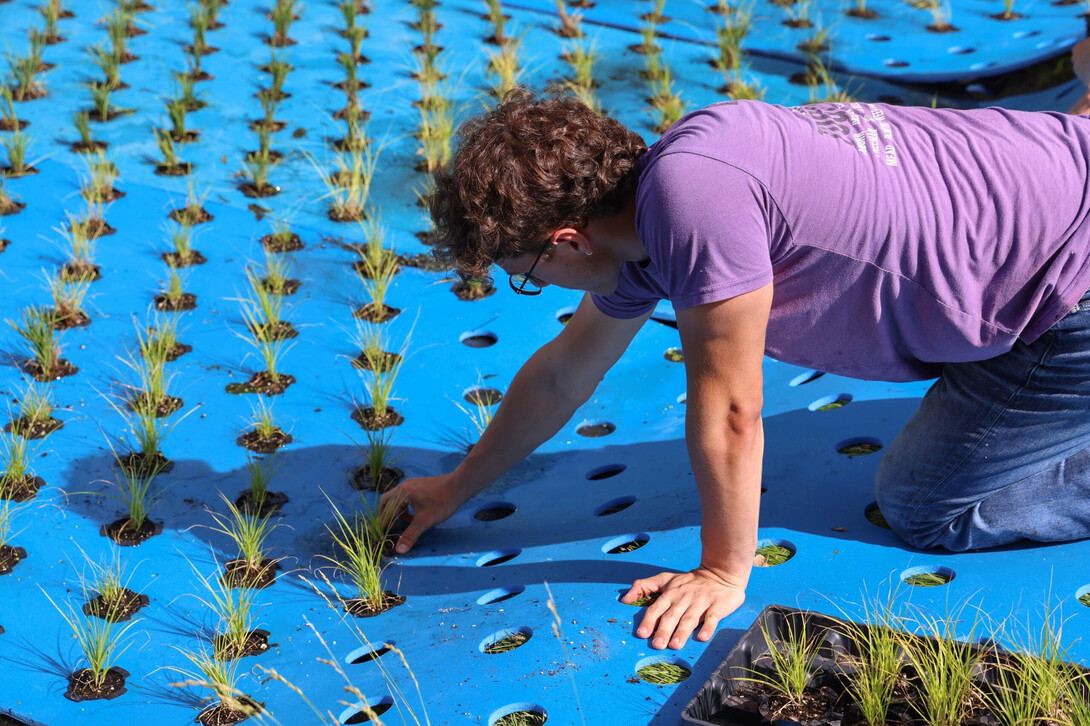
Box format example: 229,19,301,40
679,604,1090,726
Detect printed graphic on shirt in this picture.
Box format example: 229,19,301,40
791,102,900,167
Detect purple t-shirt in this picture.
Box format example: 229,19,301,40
592,100,1090,381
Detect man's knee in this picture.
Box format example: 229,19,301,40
875,458,951,550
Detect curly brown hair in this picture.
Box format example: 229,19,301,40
428,87,647,281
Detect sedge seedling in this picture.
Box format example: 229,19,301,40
901,603,988,726
247,396,281,441
16,381,55,429
138,314,183,366
2,130,33,176
243,452,280,513
242,149,280,196
6,53,45,101
258,249,294,296
8,306,63,379
320,145,382,221
90,44,122,89
118,344,172,418
206,493,279,575
357,425,398,491
0,432,36,499
82,150,119,203
555,0,584,36
0,87,22,131
102,450,167,529
483,0,508,43
105,8,133,61
487,34,525,98
42,586,139,692
166,98,191,141
319,495,393,610
235,315,292,385
826,588,908,726
160,268,189,309
153,128,184,171
168,644,260,718
740,612,823,714
270,0,298,46
172,68,205,111
187,558,263,662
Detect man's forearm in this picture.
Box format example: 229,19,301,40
687,410,764,588
452,345,590,497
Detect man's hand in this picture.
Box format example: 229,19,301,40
378,474,468,554
622,566,746,649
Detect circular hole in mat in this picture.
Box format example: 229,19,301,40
947,45,975,54
346,641,394,665
884,59,910,68
901,565,956,587
464,386,503,406
969,61,998,71
837,437,883,456
340,697,393,724
489,704,548,726
866,33,891,41
586,463,626,480
556,307,577,325
1012,30,1040,38
480,626,534,654
477,549,522,567
635,656,692,684
595,495,636,516
664,347,684,363
474,501,517,521
603,533,650,554
460,329,497,348
790,370,826,386
809,393,852,411
864,501,892,529
754,538,796,567
1076,585,1090,607
576,420,615,437
478,585,526,605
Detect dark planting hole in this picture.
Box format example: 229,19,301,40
605,533,649,554
481,628,533,654
460,330,497,348
344,702,392,724
902,567,955,587
478,549,521,567
478,586,525,605
595,496,636,516
865,502,891,529
349,643,391,665
790,370,826,386
837,438,883,456
464,387,503,406
754,541,796,567
663,347,684,363
495,711,547,726
475,503,516,521
576,421,615,437
586,464,626,480
636,660,691,685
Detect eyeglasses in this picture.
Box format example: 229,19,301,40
508,243,550,296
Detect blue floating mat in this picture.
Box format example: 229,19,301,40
0,0,1088,724
469,0,1089,83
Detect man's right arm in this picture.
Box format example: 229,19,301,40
380,293,653,553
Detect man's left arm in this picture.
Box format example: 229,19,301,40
622,282,772,650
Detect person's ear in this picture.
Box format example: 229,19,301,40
551,227,592,256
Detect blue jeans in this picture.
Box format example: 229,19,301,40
875,289,1090,552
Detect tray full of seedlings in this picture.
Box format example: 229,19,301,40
682,603,1090,726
